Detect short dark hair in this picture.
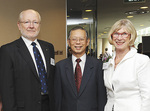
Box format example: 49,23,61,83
105,48,108,51
68,26,88,39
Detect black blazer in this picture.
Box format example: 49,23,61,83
0,38,55,111
54,56,107,111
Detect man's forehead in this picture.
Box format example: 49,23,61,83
21,12,39,20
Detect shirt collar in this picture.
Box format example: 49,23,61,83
111,47,137,65
21,36,38,47
72,53,86,64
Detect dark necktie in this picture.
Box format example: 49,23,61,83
31,42,48,94
75,58,82,93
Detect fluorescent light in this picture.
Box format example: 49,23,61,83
67,18,93,25
127,16,133,18
83,18,89,19
140,6,148,9
85,10,92,12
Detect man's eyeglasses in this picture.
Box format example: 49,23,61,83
69,38,86,42
111,32,130,38
20,21,40,26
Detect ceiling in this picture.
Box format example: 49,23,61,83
67,0,150,38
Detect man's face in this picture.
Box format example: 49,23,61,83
17,10,41,41
68,29,90,58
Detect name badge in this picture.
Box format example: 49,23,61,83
50,58,55,66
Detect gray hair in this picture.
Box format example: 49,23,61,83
18,9,41,22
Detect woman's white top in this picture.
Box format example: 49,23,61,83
103,47,150,111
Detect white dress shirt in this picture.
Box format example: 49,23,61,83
21,36,47,75
72,54,86,75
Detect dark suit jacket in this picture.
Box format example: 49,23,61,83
0,38,55,111
54,56,107,111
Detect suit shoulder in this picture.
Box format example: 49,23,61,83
0,39,21,60
38,39,54,46
0,39,20,50
87,56,102,64
56,58,71,66
135,53,150,64
38,39,54,52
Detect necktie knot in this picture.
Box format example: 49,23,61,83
76,58,81,63
31,42,36,47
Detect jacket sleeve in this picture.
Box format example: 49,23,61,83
54,63,62,111
97,61,107,111
138,57,150,111
0,46,17,111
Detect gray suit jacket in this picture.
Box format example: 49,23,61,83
54,56,107,111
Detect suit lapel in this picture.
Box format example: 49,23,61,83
17,38,39,81
66,57,78,96
78,56,94,96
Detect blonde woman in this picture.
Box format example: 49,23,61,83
103,19,150,111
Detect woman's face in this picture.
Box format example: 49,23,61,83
112,28,130,52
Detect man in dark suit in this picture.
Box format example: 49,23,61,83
54,26,107,111
0,9,55,111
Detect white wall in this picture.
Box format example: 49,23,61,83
102,38,112,55
97,38,102,58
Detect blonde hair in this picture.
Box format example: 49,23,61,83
108,19,137,46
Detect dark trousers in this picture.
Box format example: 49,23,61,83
41,94,50,111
